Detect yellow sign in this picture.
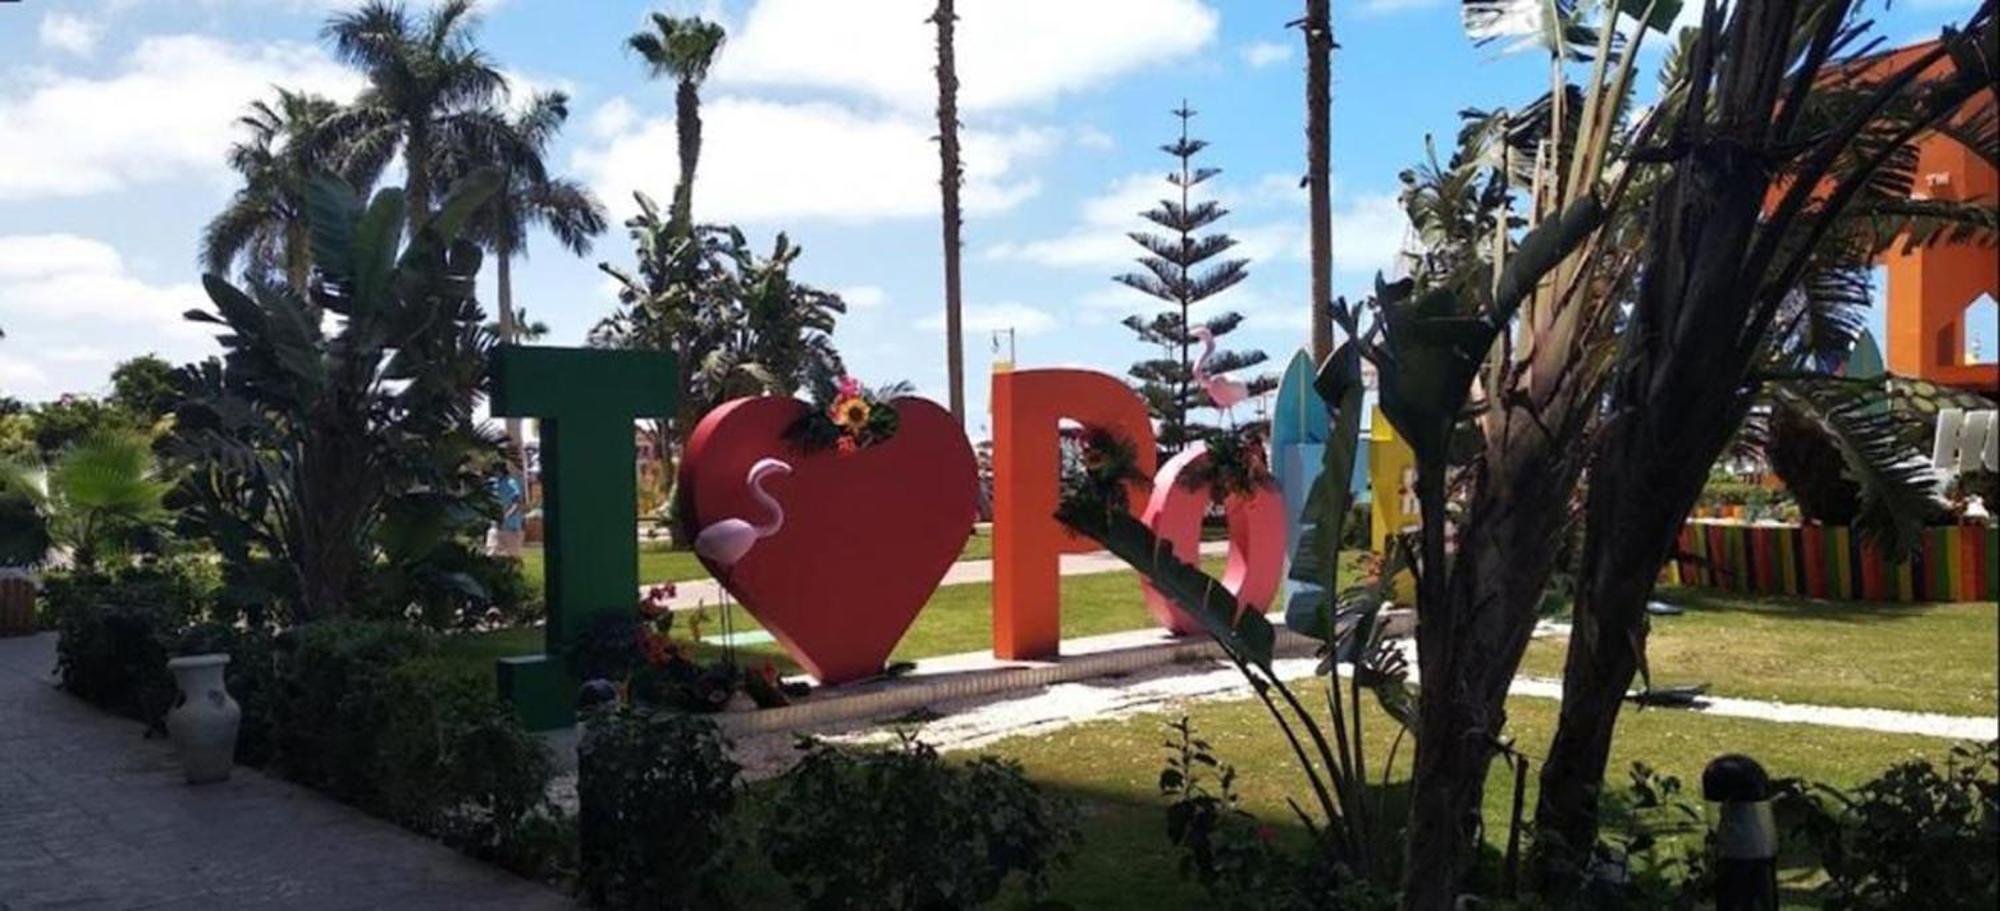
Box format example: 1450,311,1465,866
1368,405,1418,604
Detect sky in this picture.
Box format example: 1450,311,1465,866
0,0,1986,440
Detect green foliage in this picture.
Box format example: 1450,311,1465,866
171,174,506,623
108,355,183,424
44,431,174,571
577,705,740,910
23,395,142,463
272,621,437,797
759,733,1079,911
378,657,568,878
1783,740,1998,910
0,460,50,567
594,195,848,437
202,88,353,285
1159,717,1395,911
1114,105,1269,451
48,560,218,729
1765,377,1946,560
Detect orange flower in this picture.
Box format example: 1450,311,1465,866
830,394,871,430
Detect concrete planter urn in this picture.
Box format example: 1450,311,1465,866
166,654,240,784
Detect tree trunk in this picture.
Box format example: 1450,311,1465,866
497,251,528,499
674,81,701,232
285,219,310,293
1304,0,1334,361
934,0,967,426
405,126,431,236
1535,386,1753,871
1399,437,1581,908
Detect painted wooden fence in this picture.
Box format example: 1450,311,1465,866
1661,519,1999,602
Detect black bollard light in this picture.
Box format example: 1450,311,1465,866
1703,754,1778,911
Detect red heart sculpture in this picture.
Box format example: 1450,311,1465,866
679,395,977,684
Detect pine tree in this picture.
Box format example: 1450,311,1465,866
1116,103,1271,452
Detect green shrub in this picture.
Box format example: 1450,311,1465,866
272,621,437,802
1159,718,1394,911
270,622,565,879
378,658,567,879
1341,501,1371,550
759,733,1079,911
1784,740,1998,909
49,561,214,727
577,705,740,910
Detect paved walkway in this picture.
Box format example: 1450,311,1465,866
657,539,1231,610
0,633,571,911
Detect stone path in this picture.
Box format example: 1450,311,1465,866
0,633,571,911
656,539,1231,611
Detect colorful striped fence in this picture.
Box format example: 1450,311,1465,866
1660,520,1999,603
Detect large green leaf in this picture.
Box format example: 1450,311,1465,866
305,172,363,283
348,187,408,320
1286,340,1367,640
1766,376,1944,561
1492,191,1604,319
1057,503,1277,671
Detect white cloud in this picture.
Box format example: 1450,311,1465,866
1241,41,1293,68
1328,193,1412,276
715,0,1219,112
985,173,1407,277
920,301,1058,335
1361,0,1448,12
39,12,103,57
840,285,887,310
576,96,1057,223
0,235,218,401
0,35,359,200
1073,125,1116,150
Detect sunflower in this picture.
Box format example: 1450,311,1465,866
830,394,871,430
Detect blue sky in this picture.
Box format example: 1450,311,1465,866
0,0,1983,437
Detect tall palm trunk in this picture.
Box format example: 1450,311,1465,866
934,0,967,425
284,218,311,293
405,124,433,234
673,80,701,231
496,249,528,495
1304,0,1334,361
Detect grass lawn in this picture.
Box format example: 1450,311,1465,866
964,687,1970,910
1518,587,1999,716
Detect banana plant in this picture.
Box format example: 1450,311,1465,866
171,169,505,623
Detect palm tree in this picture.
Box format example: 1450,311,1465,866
932,0,967,425
437,91,607,347
201,89,355,290
1297,0,1334,360
1,433,172,573
436,90,607,489
323,0,508,234
626,12,727,232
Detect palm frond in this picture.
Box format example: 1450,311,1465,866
1766,376,1944,561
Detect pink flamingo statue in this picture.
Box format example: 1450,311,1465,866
693,457,792,664
1192,326,1251,424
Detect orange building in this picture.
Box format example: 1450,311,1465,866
1866,42,1998,393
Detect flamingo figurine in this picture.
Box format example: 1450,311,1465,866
1192,326,1251,424
693,457,792,664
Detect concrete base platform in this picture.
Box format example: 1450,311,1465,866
543,616,1323,769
